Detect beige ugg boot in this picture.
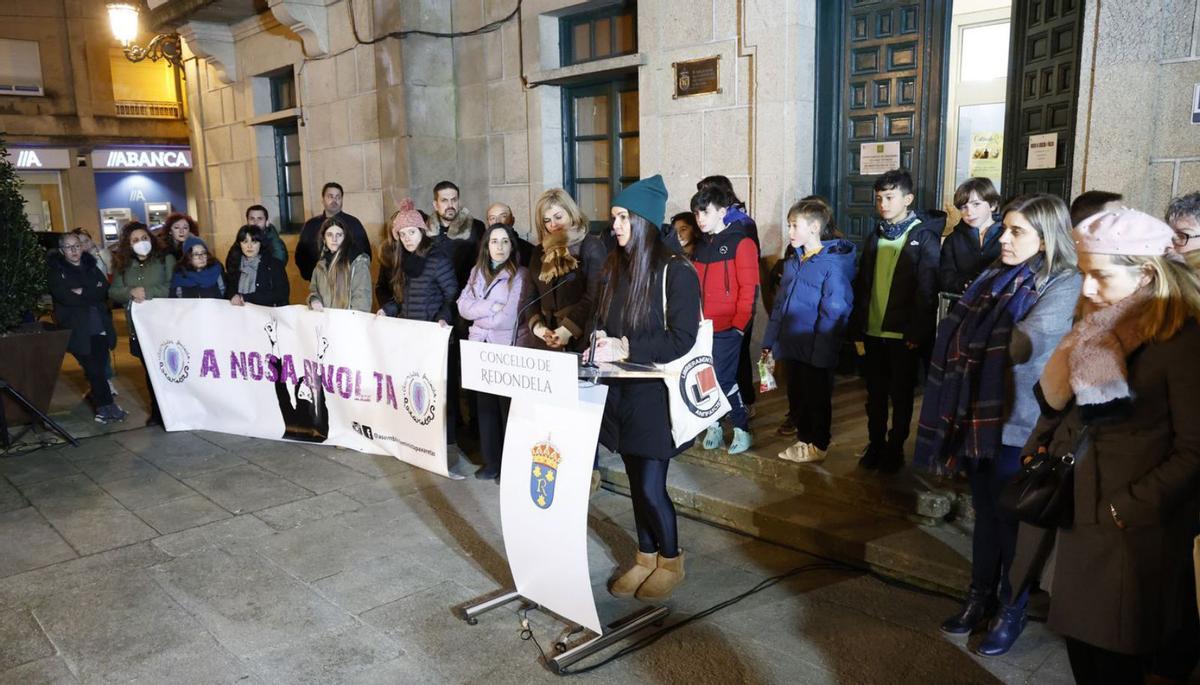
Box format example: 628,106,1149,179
635,551,686,601
610,551,657,598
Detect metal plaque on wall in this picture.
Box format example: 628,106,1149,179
673,56,721,99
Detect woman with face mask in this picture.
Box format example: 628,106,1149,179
110,222,176,426
309,216,371,312
228,225,290,307
455,224,532,481
915,194,1081,657
1016,208,1200,683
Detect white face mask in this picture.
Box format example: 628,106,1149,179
132,240,153,257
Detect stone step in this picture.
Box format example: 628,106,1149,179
690,377,968,523
597,451,972,597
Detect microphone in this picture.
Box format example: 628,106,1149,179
512,271,578,347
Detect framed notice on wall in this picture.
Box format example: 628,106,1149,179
860,141,901,176
673,56,721,99
1026,133,1058,170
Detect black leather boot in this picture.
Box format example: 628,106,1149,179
940,587,994,635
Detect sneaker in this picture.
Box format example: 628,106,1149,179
728,427,752,454
702,425,725,450
94,403,128,424
779,442,827,463
776,419,797,437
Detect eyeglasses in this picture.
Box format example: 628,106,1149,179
61,243,82,251
1172,233,1200,248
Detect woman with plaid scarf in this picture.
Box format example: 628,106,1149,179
915,194,1080,657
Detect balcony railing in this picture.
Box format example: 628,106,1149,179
114,99,182,119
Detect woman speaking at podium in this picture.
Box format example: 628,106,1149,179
588,175,701,601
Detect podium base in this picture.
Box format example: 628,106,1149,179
455,590,669,673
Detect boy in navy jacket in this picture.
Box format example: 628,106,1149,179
849,169,941,474
762,198,856,463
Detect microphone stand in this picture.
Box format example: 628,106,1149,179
511,271,578,347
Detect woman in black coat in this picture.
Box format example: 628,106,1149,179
528,188,607,351
589,175,699,603
47,234,126,423
227,225,290,307
376,203,460,324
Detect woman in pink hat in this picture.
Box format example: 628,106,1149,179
1019,208,1200,683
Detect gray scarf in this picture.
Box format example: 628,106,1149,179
238,255,261,295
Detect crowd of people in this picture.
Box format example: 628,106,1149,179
43,168,1200,683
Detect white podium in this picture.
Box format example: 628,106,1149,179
455,341,669,672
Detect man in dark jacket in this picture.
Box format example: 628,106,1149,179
295,182,371,280
850,169,941,474
47,234,127,423
939,177,1003,294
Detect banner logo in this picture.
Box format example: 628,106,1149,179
529,438,562,509
158,341,191,383
402,372,437,425
351,421,374,439
679,355,721,418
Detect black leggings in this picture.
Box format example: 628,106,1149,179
622,455,678,557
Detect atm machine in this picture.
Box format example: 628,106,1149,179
145,202,171,232
99,208,132,247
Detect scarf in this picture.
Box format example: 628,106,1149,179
173,263,224,290
537,229,579,284
238,255,260,295
401,249,427,278
427,208,475,241
914,256,1044,473
1038,289,1151,417
878,211,921,241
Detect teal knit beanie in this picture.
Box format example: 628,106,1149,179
612,174,668,227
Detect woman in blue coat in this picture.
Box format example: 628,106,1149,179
761,197,856,463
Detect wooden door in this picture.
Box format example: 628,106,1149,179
1000,0,1084,198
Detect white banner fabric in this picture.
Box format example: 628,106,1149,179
500,382,608,635
131,300,451,476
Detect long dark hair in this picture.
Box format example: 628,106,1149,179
475,223,520,285
318,216,358,308
599,212,681,332
380,216,434,304
112,221,167,273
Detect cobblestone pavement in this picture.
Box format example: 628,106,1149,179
0,428,1072,684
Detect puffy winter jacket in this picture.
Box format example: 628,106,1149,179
377,249,459,322
762,239,857,369
456,265,532,346
692,219,759,332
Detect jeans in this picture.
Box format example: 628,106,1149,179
862,336,919,447
967,445,1027,609
622,455,678,557
785,360,834,450
713,329,749,430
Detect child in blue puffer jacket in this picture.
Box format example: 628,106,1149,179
761,198,857,463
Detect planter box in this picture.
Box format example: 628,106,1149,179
0,323,70,425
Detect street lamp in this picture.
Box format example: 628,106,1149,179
106,2,183,69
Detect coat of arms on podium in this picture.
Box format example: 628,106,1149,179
529,437,562,509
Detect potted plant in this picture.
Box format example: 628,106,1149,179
0,133,71,431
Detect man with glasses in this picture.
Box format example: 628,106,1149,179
47,234,127,423
1167,192,1200,259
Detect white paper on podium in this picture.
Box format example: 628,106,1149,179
499,382,608,635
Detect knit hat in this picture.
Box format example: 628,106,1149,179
393,198,424,230
182,235,208,256
1074,208,1177,257
613,174,668,227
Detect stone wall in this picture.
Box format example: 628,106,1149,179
1073,0,1200,214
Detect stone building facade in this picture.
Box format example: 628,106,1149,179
158,0,1199,296
1,0,191,238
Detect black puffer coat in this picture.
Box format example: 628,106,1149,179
228,255,291,307
377,249,460,323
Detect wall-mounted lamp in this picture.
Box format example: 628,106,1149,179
107,2,183,69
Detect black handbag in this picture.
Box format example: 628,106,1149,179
999,426,1091,529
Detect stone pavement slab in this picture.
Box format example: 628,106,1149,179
133,494,233,535
0,507,77,576
181,463,313,514
238,443,372,494
0,607,56,670
254,490,362,531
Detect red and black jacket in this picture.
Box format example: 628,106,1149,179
692,220,760,332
